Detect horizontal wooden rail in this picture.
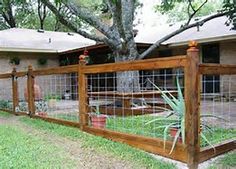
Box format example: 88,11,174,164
0,73,12,79
199,64,236,75
32,115,80,128
33,65,78,76
84,126,187,162
82,55,187,74
15,71,27,77
199,139,236,162
89,106,163,116
88,91,177,98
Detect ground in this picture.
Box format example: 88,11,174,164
0,112,235,169
0,112,175,169
0,115,138,169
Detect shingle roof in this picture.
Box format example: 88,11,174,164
0,28,95,53
135,16,236,46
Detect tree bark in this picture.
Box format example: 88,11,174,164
114,45,140,93
116,70,140,92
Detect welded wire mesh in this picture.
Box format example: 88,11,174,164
34,73,79,122
200,75,236,148
0,78,13,111
87,68,184,140
17,76,28,113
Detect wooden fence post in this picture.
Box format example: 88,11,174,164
185,41,200,169
78,55,89,130
12,67,19,114
27,65,35,116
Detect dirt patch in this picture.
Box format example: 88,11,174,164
0,116,140,169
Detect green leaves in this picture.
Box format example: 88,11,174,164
223,0,236,29
146,77,185,154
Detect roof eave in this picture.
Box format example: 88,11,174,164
165,34,236,47
0,47,58,53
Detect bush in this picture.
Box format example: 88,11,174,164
0,100,11,109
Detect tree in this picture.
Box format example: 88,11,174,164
32,1,236,91
156,0,224,23
0,0,20,28
37,0,47,29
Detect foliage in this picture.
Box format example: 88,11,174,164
0,0,75,31
9,56,20,65
90,104,102,116
0,125,75,168
16,102,28,112
145,77,186,154
20,116,176,169
156,0,224,23
145,77,227,154
223,0,236,29
0,100,11,109
35,100,48,112
106,115,236,147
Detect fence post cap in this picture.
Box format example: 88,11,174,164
12,67,17,72
28,65,33,70
188,41,199,52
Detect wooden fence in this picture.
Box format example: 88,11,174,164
0,43,235,169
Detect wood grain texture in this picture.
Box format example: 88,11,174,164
88,91,178,98
33,65,78,76
185,46,200,169
199,139,236,162
27,66,36,115
199,64,236,75
79,61,89,130
12,68,19,114
0,73,12,79
84,126,187,162
82,55,187,74
88,106,163,116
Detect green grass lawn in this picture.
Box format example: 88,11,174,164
0,111,13,118
0,125,75,168
47,113,79,122
208,151,236,169
40,112,236,148
19,116,176,169
106,115,236,147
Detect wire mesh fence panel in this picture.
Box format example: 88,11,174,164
0,78,13,112
17,76,28,113
87,68,185,141
34,73,79,122
200,74,236,148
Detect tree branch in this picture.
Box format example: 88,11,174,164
2,1,16,28
185,0,208,25
138,12,228,60
40,0,108,43
121,0,135,41
65,0,115,40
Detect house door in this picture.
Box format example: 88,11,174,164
202,43,220,93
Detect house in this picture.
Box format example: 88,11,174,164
0,15,235,95
0,28,95,73
63,15,236,95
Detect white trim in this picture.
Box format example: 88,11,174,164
0,47,58,53
165,35,236,47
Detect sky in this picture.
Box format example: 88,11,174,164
135,0,167,29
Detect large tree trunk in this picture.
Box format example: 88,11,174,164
115,46,140,93
116,71,140,92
